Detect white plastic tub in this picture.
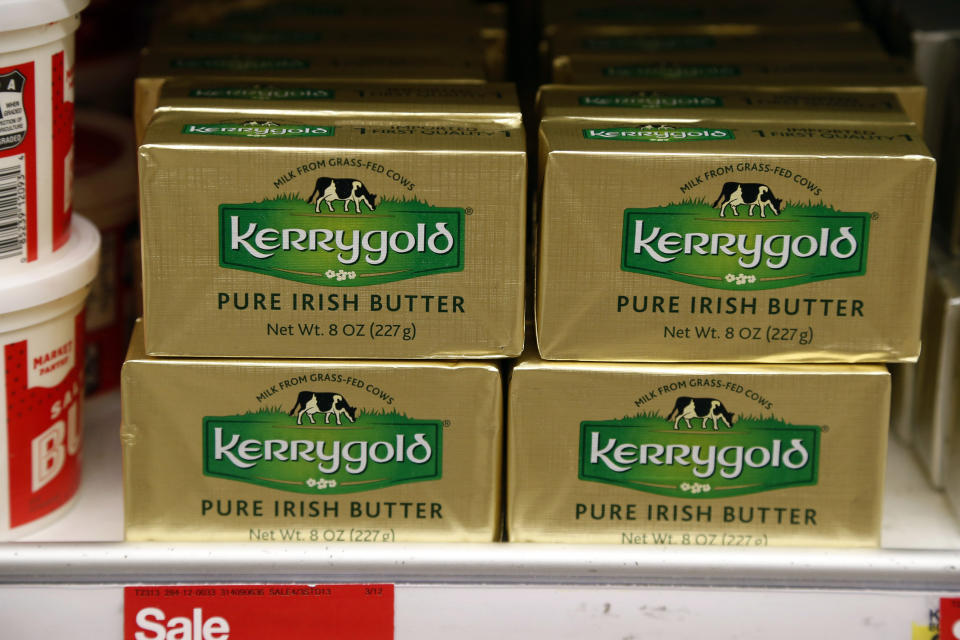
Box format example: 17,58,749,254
0,215,99,539
0,0,89,270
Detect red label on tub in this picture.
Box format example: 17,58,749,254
4,312,84,528
124,584,394,639
0,61,36,263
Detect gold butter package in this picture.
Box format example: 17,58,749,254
541,3,864,40
122,323,503,542
912,248,960,488
549,37,890,83
537,86,913,127
537,119,935,363
138,79,520,145
548,28,889,64
552,60,926,131
147,4,507,81
134,48,488,144
139,112,525,359
507,354,889,547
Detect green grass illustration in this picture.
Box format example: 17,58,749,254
251,194,444,214
238,405,418,425
602,410,798,429
639,197,850,217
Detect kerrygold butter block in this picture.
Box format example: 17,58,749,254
552,59,926,131
549,29,889,62
134,48,487,144
537,120,935,363
122,323,503,542
146,2,508,81
550,39,891,78
139,112,525,359
506,354,889,547
138,79,520,145
541,3,864,39
536,86,913,127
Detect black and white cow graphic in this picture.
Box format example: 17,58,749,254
288,391,358,425
665,396,735,431
712,182,783,218
307,177,377,214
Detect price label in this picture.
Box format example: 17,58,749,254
942,597,960,640
124,584,393,639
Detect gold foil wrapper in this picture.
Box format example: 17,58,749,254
541,4,865,40
537,119,935,363
550,59,926,131
145,11,506,82
134,48,489,143
536,86,914,128
139,79,520,145
122,323,503,542
547,27,889,63
507,353,889,547
139,112,525,359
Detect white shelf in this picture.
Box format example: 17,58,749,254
2,392,960,639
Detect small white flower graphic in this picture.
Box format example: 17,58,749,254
305,477,338,491
725,273,757,286
326,269,356,281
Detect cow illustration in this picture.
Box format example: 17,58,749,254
307,177,377,213
665,396,735,430
712,182,783,218
288,391,358,425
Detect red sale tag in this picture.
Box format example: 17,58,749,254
124,584,393,640
941,597,960,640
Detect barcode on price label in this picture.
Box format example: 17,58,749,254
124,584,394,639
0,153,26,261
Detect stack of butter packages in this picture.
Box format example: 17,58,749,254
133,0,508,144
122,0,525,542
507,0,936,547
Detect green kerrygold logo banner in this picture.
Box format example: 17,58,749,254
220,197,465,286
621,200,870,290
187,87,335,100
579,94,723,109
579,412,820,498
584,127,734,142
581,35,717,52
183,124,334,138
602,64,741,79
203,410,442,494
